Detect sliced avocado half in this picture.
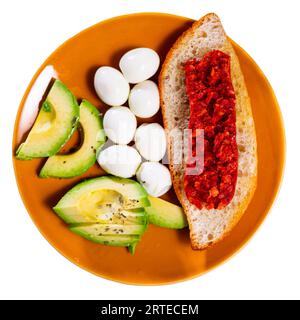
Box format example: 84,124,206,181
16,80,79,159
40,100,106,178
54,176,150,224
54,176,149,253
145,196,188,229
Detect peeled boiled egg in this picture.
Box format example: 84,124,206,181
98,145,141,178
134,123,166,161
94,66,129,106
136,162,172,197
129,80,160,118
119,48,160,84
103,106,137,144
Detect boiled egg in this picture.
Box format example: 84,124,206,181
129,80,160,118
103,106,137,144
94,66,129,106
98,145,141,178
136,162,172,197
119,48,160,84
134,123,166,161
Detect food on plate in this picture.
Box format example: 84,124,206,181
184,50,239,210
40,100,106,178
54,176,149,253
16,80,79,159
15,14,259,258
54,176,150,223
134,123,166,161
119,48,160,84
19,66,57,135
103,106,137,144
136,161,172,197
129,80,160,118
94,66,130,106
98,145,142,178
145,196,188,229
70,225,145,254
159,13,257,249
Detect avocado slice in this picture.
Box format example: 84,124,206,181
70,223,147,236
39,100,106,178
54,176,149,253
16,80,79,159
54,176,150,224
145,196,188,229
69,227,140,247
92,208,148,225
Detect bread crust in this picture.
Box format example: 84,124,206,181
159,13,257,250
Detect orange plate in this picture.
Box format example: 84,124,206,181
12,13,285,285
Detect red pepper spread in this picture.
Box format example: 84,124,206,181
184,50,238,210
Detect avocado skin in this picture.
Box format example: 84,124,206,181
39,100,106,178
145,196,188,229
16,80,79,159
128,243,138,255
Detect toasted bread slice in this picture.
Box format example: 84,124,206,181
159,13,257,249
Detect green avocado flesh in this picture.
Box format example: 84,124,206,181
54,176,149,253
145,196,188,229
16,80,79,159
69,228,140,247
39,100,106,178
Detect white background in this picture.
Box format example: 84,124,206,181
0,0,299,300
